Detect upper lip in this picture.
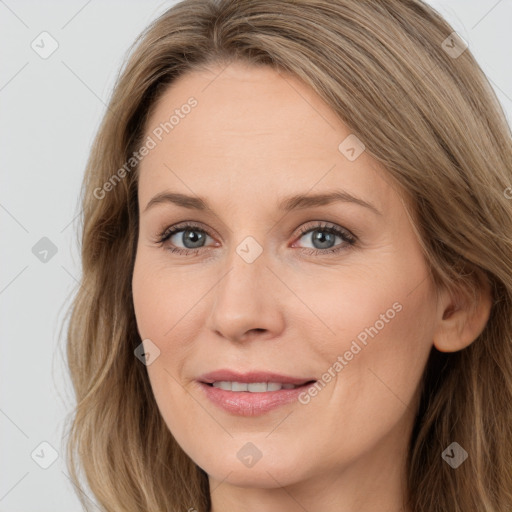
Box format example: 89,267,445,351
198,369,316,386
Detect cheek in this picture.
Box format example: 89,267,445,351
318,236,436,369
289,257,427,362
298,255,436,421
131,251,207,393
319,276,435,439
132,251,198,339
132,254,203,445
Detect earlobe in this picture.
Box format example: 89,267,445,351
433,273,493,353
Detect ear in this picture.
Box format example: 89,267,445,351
433,270,493,353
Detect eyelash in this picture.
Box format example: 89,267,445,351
155,221,357,257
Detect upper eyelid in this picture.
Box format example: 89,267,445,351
161,222,213,239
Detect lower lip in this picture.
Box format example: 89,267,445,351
198,382,315,417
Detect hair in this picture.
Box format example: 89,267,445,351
63,0,512,510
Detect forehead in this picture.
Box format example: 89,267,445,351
144,61,348,159
138,61,397,214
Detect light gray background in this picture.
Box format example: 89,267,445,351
1,1,511,510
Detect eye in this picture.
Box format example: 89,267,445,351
293,222,356,255
156,222,216,255
155,221,357,256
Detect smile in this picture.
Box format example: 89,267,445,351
209,381,301,392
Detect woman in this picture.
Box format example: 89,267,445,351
64,1,512,510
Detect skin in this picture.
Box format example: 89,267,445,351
131,61,492,512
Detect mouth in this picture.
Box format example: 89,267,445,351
203,381,316,392
197,370,317,416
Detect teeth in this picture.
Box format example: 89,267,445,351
232,381,248,392
211,381,299,392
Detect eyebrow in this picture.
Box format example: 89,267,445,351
143,190,381,216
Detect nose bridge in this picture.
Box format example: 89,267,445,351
215,237,268,314
217,228,269,293
206,235,284,341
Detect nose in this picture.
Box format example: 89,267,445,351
205,244,286,343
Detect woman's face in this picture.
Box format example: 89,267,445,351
132,61,441,505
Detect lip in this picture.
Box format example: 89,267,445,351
197,369,317,417
198,369,316,386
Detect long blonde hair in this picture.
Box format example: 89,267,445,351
64,1,512,510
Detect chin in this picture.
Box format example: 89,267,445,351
191,442,309,489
